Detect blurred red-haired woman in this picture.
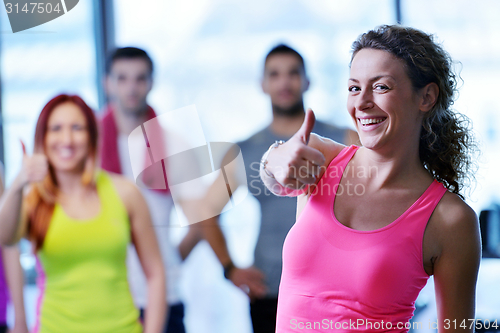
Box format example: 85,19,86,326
0,94,166,333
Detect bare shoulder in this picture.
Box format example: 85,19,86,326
429,191,480,254
309,132,347,168
433,191,478,231
107,173,143,210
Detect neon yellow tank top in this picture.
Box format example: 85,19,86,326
34,170,142,333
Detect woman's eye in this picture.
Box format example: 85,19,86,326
48,125,61,132
348,86,360,92
374,84,389,91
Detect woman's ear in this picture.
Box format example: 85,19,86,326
420,82,439,112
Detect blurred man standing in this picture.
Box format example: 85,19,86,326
100,47,186,333
187,44,359,333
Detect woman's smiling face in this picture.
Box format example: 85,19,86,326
44,101,90,173
347,48,425,151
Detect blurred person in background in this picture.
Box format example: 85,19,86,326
180,44,359,333
0,163,29,333
0,94,165,333
101,47,191,333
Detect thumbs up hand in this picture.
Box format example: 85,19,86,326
264,109,326,190
17,140,49,188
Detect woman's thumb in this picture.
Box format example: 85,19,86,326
296,109,316,145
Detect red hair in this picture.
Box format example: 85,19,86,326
26,94,99,252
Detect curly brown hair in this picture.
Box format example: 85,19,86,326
350,25,476,197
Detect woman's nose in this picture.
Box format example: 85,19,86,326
60,127,73,144
356,89,374,110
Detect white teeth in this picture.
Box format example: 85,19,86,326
59,149,74,158
360,118,386,125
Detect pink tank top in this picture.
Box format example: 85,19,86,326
276,145,447,332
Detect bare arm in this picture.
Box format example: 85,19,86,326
113,176,166,333
431,194,481,333
177,226,202,261
0,172,28,332
0,178,29,246
175,143,241,260
2,246,29,333
175,138,247,259
190,216,232,266
191,214,267,299
0,146,48,245
177,145,267,298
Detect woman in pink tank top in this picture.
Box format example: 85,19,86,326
260,25,480,332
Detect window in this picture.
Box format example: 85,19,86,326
1,1,98,185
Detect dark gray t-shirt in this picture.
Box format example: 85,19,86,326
237,121,345,297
